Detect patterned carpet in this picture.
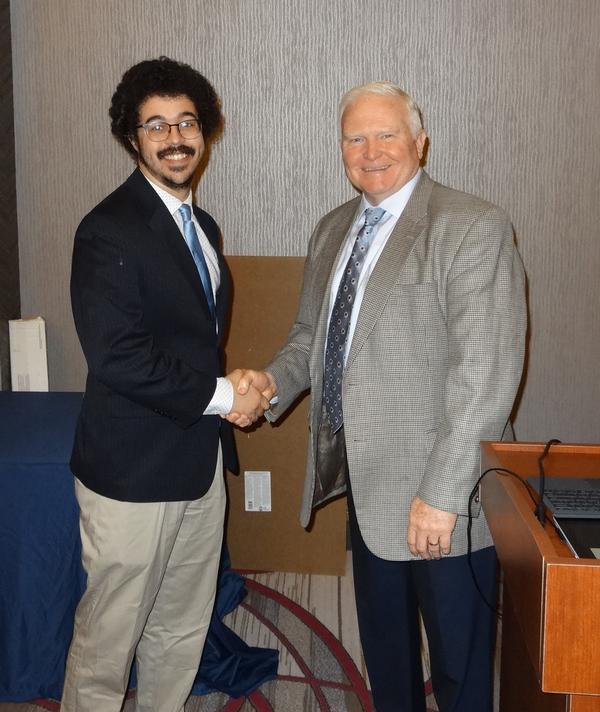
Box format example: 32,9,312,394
7,578,373,712
5,574,442,712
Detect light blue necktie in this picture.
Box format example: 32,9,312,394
178,204,216,320
323,207,386,433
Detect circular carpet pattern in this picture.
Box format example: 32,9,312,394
30,576,439,711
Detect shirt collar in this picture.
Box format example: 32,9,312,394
141,173,193,217
359,167,422,220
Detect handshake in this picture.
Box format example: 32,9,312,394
224,369,277,428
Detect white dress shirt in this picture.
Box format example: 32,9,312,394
327,169,422,365
144,175,233,415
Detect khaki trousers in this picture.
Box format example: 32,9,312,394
61,447,225,712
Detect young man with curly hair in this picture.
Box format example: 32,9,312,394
61,57,268,712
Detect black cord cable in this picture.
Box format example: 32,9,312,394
466,440,562,617
534,438,562,526
467,466,534,618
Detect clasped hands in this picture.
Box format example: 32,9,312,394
224,369,276,428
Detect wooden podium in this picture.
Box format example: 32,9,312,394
481,442,600,712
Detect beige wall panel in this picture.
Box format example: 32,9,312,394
10,0,600,444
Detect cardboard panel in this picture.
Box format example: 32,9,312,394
224,256,346,575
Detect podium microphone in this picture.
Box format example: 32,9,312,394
534,438,562,526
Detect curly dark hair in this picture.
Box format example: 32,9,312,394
109,56,224,158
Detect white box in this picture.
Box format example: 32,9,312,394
9,317,49,392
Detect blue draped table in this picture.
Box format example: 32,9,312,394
0,392,277,702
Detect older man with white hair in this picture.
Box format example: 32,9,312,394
234,82,526,711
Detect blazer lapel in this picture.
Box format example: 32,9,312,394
196,209,230,337
310,200,361,396
125,171,215,320
147,202,214,317
346,173,433,371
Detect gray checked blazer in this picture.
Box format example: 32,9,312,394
267,171,526,560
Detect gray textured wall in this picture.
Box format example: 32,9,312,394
10,0,600,442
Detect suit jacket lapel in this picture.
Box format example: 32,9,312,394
196,209,230,336
310,200,361,396
126,170,216,320
346,172,433,371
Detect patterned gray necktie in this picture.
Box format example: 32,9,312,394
324,207,386,433
178,204,216,320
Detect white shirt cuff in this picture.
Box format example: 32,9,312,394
203,377,234,416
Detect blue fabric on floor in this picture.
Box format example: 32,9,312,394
190,551,279,697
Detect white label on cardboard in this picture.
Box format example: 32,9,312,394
244,471,272,512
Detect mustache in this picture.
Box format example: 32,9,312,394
156,145,195,159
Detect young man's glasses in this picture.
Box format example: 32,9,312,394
136,118,201,142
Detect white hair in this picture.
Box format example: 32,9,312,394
339,81,424,138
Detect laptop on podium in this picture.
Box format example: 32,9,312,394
527,476,600,559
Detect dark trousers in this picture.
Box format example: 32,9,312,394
347,484,497,712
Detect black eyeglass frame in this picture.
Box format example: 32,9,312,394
135,118,202,142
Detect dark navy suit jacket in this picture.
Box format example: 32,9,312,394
70,168,237,501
